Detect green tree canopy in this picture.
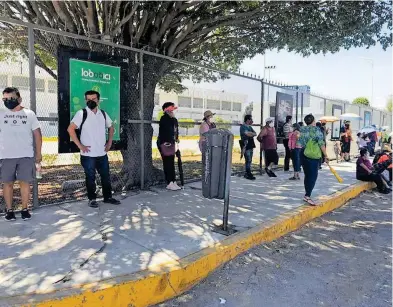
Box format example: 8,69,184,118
352,97,370,106
0,1,391,188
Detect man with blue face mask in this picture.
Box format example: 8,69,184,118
0,87,42,221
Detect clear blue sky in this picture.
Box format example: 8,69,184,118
240,45,392,110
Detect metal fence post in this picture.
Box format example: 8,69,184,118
259,80,264,174
139,52,145,190
300,92,304,121
28,25,39,208
323,99,327,116
295,86,299,122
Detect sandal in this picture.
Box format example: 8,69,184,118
303,196,317,206
289,177,297,180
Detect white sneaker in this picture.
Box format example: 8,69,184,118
172,182,182,190
166,182,176,191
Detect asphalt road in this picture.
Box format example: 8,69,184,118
158,191,392,307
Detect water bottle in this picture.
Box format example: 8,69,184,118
36,163,42,180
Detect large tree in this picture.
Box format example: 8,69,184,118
0,1,391,189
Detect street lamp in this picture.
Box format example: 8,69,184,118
359,57,374,105
264,65,276,102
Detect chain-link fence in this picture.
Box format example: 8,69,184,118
0,17,391,211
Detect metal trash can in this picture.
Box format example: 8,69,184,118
202,128,234,199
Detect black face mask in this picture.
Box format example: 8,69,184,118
86,100,97,110
4,98,19,110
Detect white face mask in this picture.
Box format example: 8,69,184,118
209,117,214,123
269,122,274,128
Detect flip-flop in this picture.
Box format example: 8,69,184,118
303,196,317,206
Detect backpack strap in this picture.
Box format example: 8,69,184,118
101,109,107,121
79,108,88,134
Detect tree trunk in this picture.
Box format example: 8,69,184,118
115,53,168,191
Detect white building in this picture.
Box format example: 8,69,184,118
0,60,247,137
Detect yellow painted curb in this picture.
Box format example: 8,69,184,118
8,182,373,307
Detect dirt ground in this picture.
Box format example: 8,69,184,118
158,191,392,307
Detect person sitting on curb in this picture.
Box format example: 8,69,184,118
240,115,257,180
257,117,278,177
356,148,390,194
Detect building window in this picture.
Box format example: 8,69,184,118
0,75,7,88
207,99,220,110
178,96,192,108
36,78,45,92
11,76,29,90
221,101,231,111
232,102,242,112
154,93,159,106
193,97,203,109
48,80,57,93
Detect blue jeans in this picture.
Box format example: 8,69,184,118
245,149,253,173
291,148,301,172
302,155,319,197
81,155,112,200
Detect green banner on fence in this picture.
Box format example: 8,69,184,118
69,59,120,141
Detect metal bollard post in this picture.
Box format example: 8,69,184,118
221,133,234,232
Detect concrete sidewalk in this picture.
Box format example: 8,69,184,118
0,161,367,306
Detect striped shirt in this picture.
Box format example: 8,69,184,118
283,122,293,139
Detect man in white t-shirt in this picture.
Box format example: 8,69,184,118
67,90,120,208
1,87,42,221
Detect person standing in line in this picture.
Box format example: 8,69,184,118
157,102,181,191
1,87,42,221
68,90,121,208
288,123,302,180
283,115,293,172
199,110,216,152
240,115,257,180
258,117,279,177
340,121,352,161
299,114,329,206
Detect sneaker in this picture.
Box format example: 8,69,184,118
21,208,31,220
103,198,121,205
172,182,182,190
244,173,256,180
166,182,177,191
265,168,277,177
5,209,16,221
289,176,297,180
88,200,99,208
378,188,391,194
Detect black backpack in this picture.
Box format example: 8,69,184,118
76,108,107,140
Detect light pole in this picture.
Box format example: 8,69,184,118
265,65,276,102
360,57,374,105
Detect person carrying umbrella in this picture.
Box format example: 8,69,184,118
298,114,329,206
